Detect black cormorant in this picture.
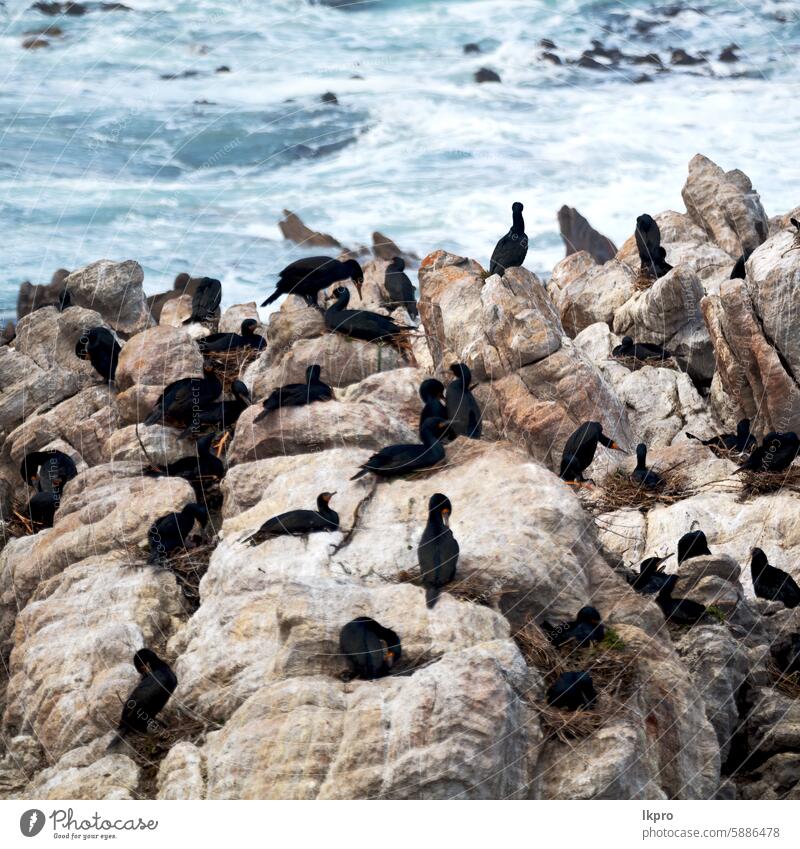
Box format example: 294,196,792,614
20,449,78,494
254,364,333,422
677,530,712,564
261,256,364,308
656,575,707,624
489,201,528,277
635,213,672,279
559,421,623,483
547,671,597,710
147,503,208,563
243,492,339,545
143,363,223,428
351,417,449,480
183,277,222,324
632,443,664,489
543,606,605,648
177,380,251,439
417,493,459,608
197,319,266,353
339,616,401,680
75,326,121,382
325,286,414,349
629,555,673,595
612,335,672,362
750,548,800,608
418,378,447,432
686,418,756,453
382,257,418,319
734,432,800,474
445,363,481,439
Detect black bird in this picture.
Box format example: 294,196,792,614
254,364,333,422
26,491,61,528
417,493,459,609
351,417,449,480
143,363,223,428
543,606,605,648
772,633,800,676
445,363,482,439
750,548,800,609
559,421,623,484
20,449,78,495
147,434,225,498
686,418,756,453
147,503,208,563
734,432,800,474
635,213,672,279
107,649,177,750
197,319,266,353
418,378,447,432
261,256,364,308
177,380,251,439
243,492,339,546
629,555,673,595
339,616,401,680
632,443,664,489
183,277,222,324
547,671,597,711
325,286,414,349
677,530,712,564
75,326,122,382
656,575,707,624
383,257,418,319
612,335,673,362
489,201,528,277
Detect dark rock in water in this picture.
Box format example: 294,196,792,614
160,70,201,80
24,25,64,36
540,38,557,49
16,269,70,319
463,43,481,55
576,54,609,71
634,73,653,84
474,67,501,83
22,37,50,49
635,18,663,35
215,65,231,73
671,48,706,66
541,51,562,66
31,1,87,13
320,91,338,104
590,40,623,62
372,231,418,263
629,52,663,66
719,44,739,63
557,206,618,264
350,74,364,80
279,209,342,249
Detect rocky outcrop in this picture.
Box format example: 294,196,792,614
557,205,618,264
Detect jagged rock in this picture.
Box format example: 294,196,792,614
738,753,800,799
159,294,194,326
25,750,140,800
105,423,189,467
278,209,342,249
557,205,618,263
114,325,204,425
372,231,417,262
15,268,70,319
218,302,261,334
157,743,206,800
64,260,154,337
682,154,769,257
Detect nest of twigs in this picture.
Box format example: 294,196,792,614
633,268,656,291
591,466,692,513
206,346,260,391
768,660,800,699
164,539,217,613
514,621,637,742
737,466,800,499
394,568,500,609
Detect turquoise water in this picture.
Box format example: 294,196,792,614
1,0,798,313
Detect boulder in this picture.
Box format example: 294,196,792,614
218,302,261,334
557,205,618,264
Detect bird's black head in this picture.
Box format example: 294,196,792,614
390,256,405,271
576,606,602,626
231,380,251,403
449,362,472,384
640,555,670,575
133,648,162,676
751,547,768,573
174,272,191,291
636,213,655,230
428,492,453,525
330,286,349,304
677,530,710,562
241,318,259,336
636,443,647,462
317,491,336,509
203,360,221,375
737,418,751,436
621,335,634,347
196,433,216,455
791,218,800,232
343,259,364,298
183,502,209,527
419,378,445,402
512,201,524,213
306,364,322,383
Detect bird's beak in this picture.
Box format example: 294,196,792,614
470,383,478,391
441,507,451,527
384,650,395,667
355,280,363,301
609,441,622,451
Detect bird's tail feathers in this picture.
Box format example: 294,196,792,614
425,586,440,609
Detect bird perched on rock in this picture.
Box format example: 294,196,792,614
418,378,447,433
339,616,401,680
632,443,664,489
183,277,222,324
351,417,449,480
418,493,459,609
445,363,481,439
635,213,672,280
177,380,251,439
243,492,339,546
656,575,707,624
543,606,605,648
628,554,673,595
677,530,712,564
75,326,122,382
26,492,61,528
143,363,223,428
772,633,800,676
261,256,364,308
612,335,672,362
559,421,623,484
734,432,800,475
146,434,225,501
254,364,333,422
197,319,266,353
489,201,528,277
547,671,597,711
107,649,177,751
686,418,756,454
20,449,78,495
750,548,800,608
382,257,418,319
147,503,208,564
325,286,414,351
